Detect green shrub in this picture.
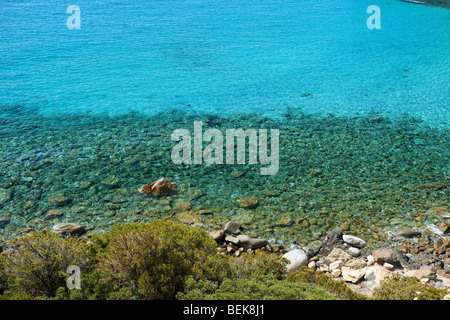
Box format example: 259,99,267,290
229,252,287,280
96,220,229,299
0,230,89,297
52,270,134,300
286,266,366,300
177,275,341,300
372,274,447,300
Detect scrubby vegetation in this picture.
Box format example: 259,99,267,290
0,230,89,297
0,219,446,300
372,274,447,300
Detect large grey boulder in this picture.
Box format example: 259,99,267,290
282,249,309,274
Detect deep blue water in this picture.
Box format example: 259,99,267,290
0,0,449,126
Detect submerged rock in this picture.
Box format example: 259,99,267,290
175,211,201,224
0,189,12,208
45,209,63,220
138,178,176,196
235,196,259,209
0,217,10,228
49,196,71,207
419,182,445,190
52,223,85,236
398,229,421,238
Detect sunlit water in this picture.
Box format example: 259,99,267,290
0,0,448,245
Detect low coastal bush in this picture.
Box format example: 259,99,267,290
96,220,230,299
177,275,340,300
0,219,447,300
229,252,287,280
0,230,89,297
372,274,447,300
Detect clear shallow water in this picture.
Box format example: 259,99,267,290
0,0,449,246
0,0,449,126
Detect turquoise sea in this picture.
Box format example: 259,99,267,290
0,0,448,247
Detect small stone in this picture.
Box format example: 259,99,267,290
52,223,85,236
248,238,268,250
209,230,225,242
347,247,361,257
235,196,259,209
276,216,294,227
308,261,316,269
224,235,240,245
306,168,322,176
383,263,394,270
325,248,353,264
341,220,350,231
233,234,267,250
438,222,450,234
317,264,329,272
345,258,366,270
397,245,410,253
175,211,202,224
419,182,445,190
372,248,394,264
45,209,63,220
173,202,192,212
430,206,450,218
271,244,284,252
443,237,450,248
0,189,12,207
138,178,176,196
282,249,309,274
330,269,342,278
0,217,10,228
342,234,366,248
224,221,241,234
104,203,121,210
342,269,366,283
49,196,71,207
398,229,421,238
367,255,375,266
235,234,251,247
196,209,213,215
329,260,343,271
412,267,435,280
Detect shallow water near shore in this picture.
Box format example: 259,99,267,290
0,0,449,247
0,107,448,248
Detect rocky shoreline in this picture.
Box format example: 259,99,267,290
2,214,450,299
207,220,450,299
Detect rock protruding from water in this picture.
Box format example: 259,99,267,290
209,221,268,256
138,178,176,196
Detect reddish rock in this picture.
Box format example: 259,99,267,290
439,222,450,234
138,178,176,196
